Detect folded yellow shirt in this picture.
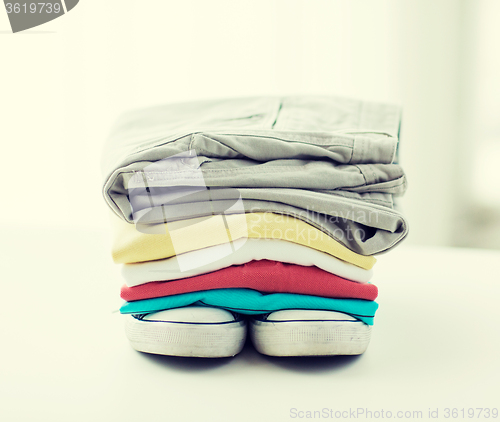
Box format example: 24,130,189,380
111,212,376,270
112,213,376,269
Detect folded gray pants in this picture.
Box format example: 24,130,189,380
101,96,408,255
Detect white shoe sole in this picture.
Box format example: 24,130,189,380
250,314,372,357
124,314,247,358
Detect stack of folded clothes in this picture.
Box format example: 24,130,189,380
101,96,408,358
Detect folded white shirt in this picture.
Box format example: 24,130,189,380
122,238,373,287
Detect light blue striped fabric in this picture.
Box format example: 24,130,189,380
120,288,378,325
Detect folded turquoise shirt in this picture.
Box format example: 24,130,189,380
120,288,378,325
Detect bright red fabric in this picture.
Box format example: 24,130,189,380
121,260,378,302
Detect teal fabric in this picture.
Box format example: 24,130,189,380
120,288,378,325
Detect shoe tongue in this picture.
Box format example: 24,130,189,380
266,310,358,322
142,306,236,323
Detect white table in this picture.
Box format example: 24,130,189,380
1,226,499,421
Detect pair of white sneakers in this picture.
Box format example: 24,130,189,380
124,307,372,357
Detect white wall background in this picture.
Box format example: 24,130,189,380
1,0,498,248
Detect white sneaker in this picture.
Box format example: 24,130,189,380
124,306,247,358
250,310,372,357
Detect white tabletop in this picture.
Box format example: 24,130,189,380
1,226,499,421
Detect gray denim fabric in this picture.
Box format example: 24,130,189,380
101,96,408,255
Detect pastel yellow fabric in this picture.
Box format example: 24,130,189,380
110,212,376,270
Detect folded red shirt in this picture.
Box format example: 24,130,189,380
121,260,378,302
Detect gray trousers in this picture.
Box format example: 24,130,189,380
101,96,408,255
